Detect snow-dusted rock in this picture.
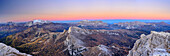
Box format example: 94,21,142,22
33,19,50,23
25,19,51,26
0,43,31,56
128,31,170,56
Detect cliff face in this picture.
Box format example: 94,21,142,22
128,31,170,56
0,43,31,56
64,26,112,56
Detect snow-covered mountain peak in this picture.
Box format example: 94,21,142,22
33,19,50,23
25,19,51,26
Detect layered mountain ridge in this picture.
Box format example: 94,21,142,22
78,20,108,27
114,21,170,31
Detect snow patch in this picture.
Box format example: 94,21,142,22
33,19,49,23
153,48,169,56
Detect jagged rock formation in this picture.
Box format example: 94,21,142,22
0,26,148,56
0,43,31,56
128,31,170,56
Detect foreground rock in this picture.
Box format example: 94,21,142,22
0,43,31,56
128,31,170,56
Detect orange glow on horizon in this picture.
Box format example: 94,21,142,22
1,0,170,23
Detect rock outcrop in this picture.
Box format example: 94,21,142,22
0,43,31,56
128,31,170,56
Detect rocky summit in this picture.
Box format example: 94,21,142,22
128,31,170,56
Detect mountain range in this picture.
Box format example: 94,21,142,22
0,20,169,56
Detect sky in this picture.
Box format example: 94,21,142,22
0,0,170,22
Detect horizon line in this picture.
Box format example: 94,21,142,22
1,19,170,23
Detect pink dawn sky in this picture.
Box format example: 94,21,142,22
0,0,170,23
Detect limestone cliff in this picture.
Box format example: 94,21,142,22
128,31,170,56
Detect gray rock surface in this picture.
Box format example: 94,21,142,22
64,26,112,56
128,31,170,56
0,43,31,56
